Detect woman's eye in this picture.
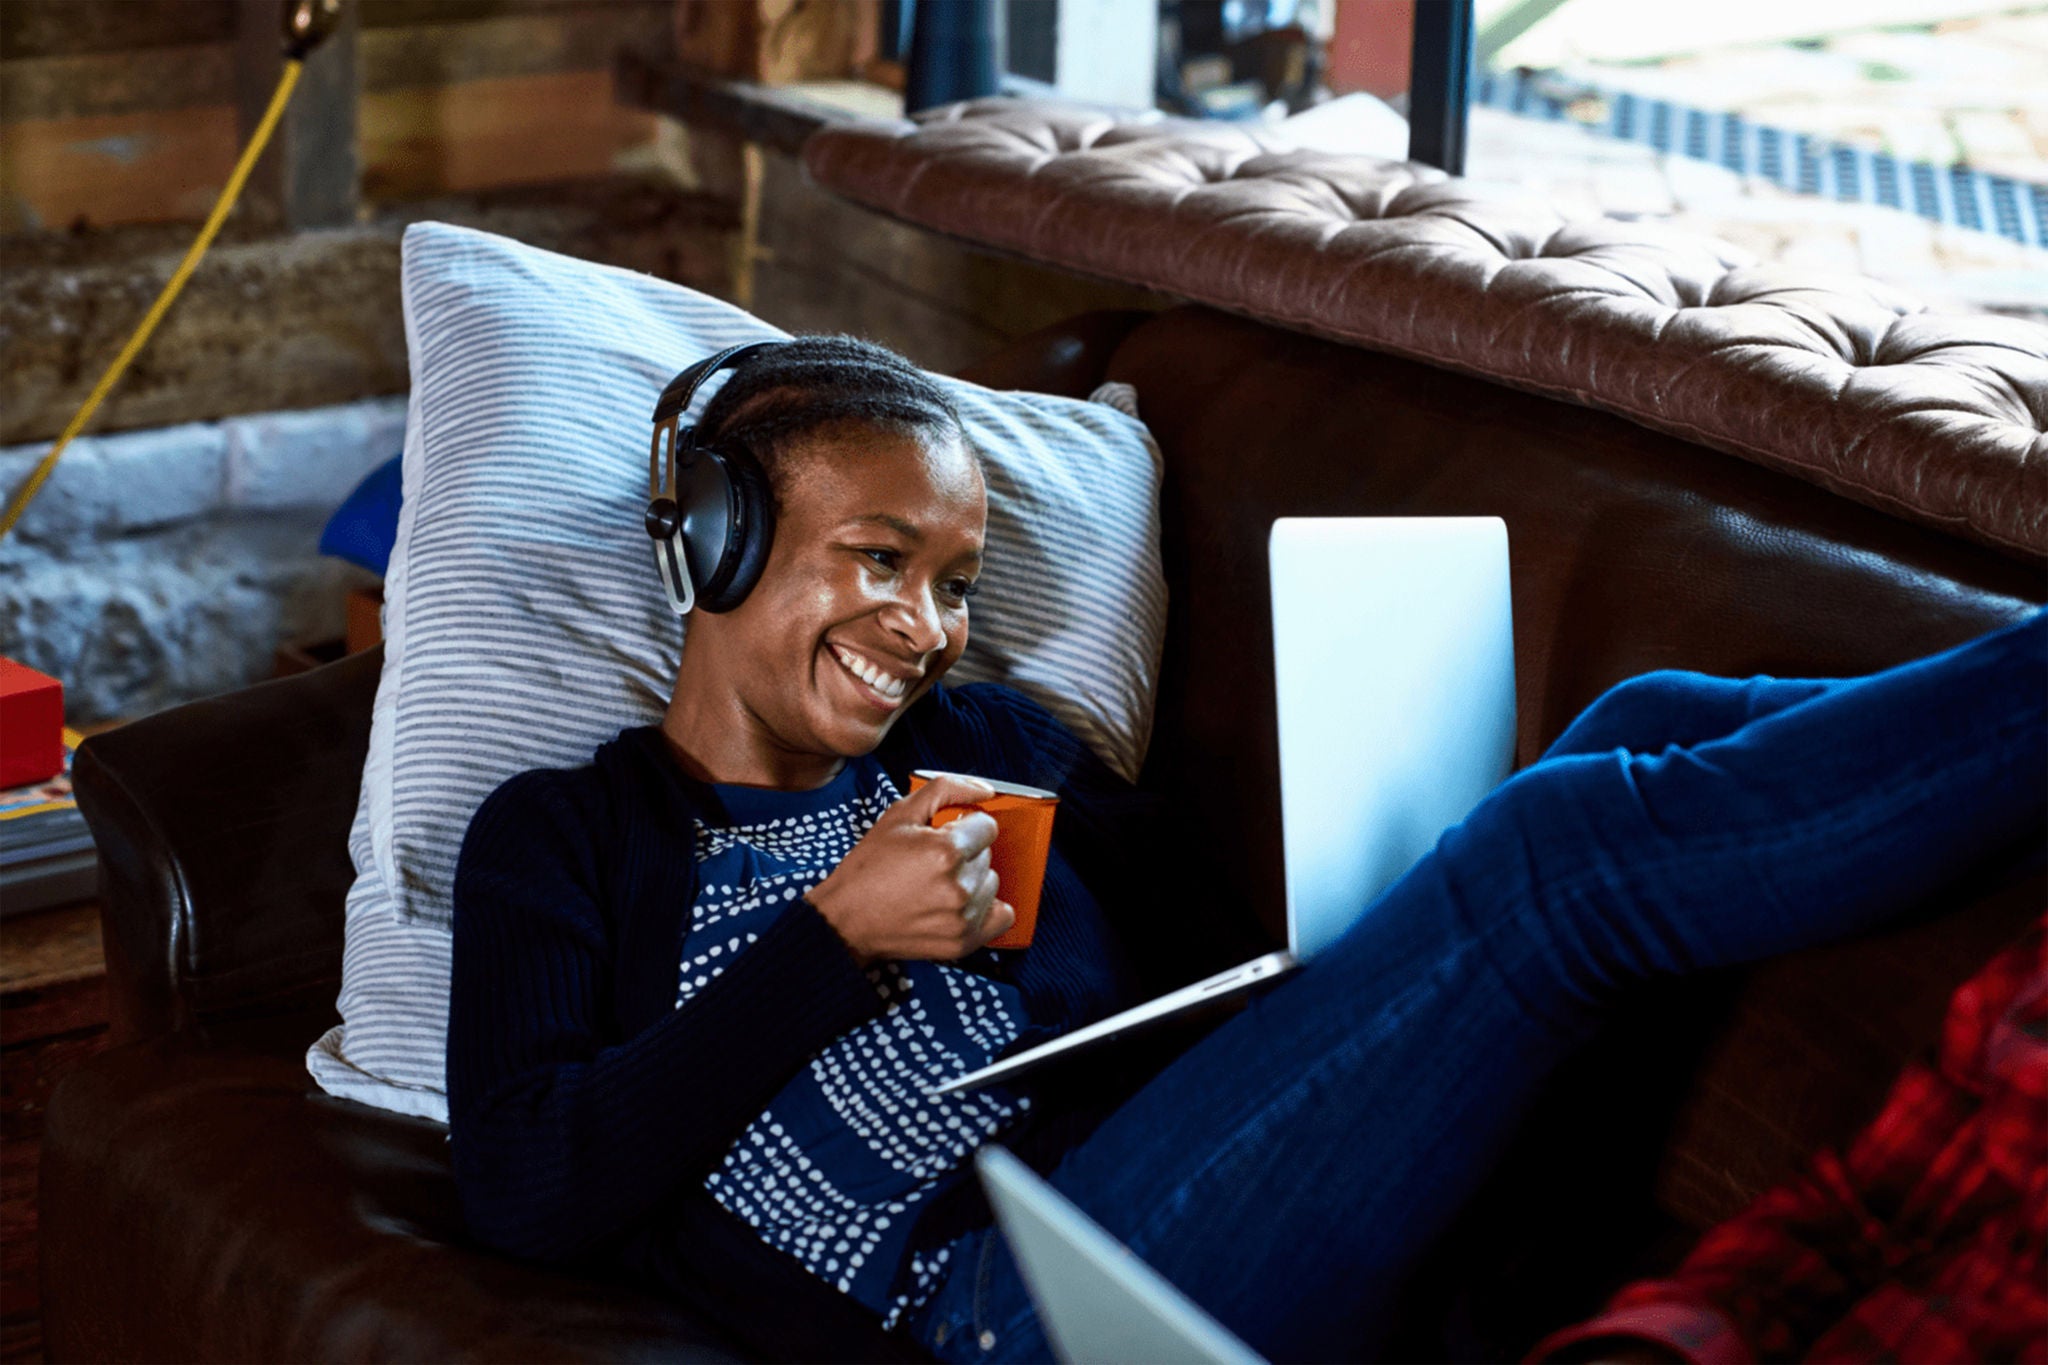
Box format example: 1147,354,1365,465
944,579,981,604
861,548,899,571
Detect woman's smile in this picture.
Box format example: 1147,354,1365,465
826,640,916,713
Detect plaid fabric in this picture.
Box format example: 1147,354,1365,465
1532,916,2047,1364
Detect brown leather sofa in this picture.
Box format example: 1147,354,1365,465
41,112,2047,1364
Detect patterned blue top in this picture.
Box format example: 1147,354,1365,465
683,755,1030,1325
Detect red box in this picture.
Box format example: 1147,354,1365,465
0,658,65,788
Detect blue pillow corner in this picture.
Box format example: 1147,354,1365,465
320,452,403,576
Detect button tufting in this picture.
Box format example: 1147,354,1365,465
804,97,2048,559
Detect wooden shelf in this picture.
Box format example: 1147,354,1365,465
0,900,103,1000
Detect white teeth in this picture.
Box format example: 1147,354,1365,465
832,645,908,701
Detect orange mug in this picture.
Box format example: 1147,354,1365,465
908,769,1058,949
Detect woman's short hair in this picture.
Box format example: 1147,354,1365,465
693,335,967,507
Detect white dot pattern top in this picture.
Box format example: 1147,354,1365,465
684,757,1029,1326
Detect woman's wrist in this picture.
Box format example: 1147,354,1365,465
803,887,874,967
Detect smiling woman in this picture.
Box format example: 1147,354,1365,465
444,333,1155,1339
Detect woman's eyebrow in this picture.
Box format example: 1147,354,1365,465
848,512,923,540
845,512,982,565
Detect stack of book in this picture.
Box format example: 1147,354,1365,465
1,730,98,916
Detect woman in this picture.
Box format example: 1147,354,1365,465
446,336,2046,1363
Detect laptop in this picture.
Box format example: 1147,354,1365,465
928,517,1516,1098
976,1144,1265,1365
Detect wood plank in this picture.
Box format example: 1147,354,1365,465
0,104,238,233
675,0,880,85
357,0,658,27
0,4,670,124
236,0,361,230
1,177,738,445
3,7,679,228
0,42,235,121
0,902,102,998
360,2,671,91
0,1,236,61
360,68,661,200
0,979,108,1052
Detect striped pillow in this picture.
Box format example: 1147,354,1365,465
306,223,1166,1119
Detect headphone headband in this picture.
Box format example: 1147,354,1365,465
648,339,785,505
653,339,786,425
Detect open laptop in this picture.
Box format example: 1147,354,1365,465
929,517,1516,1098
976,1144,1265,1365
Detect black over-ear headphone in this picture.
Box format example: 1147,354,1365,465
644,340,786,615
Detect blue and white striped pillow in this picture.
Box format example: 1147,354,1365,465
307,223,1166,1118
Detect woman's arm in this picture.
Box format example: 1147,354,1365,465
444,769,887,1266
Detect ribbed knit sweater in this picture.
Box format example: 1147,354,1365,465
446,682,1258,1360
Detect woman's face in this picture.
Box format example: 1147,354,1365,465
690,422,986,764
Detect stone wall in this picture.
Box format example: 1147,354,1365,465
0,398,403,722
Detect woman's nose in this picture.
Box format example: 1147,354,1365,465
881,584,946,656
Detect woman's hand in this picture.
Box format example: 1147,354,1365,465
808,774,1016,965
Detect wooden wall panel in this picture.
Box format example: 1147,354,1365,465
360,70,661,200
0,105,238,232
675,0,879,85
0,42,234,120
0,1,236,60
361,4,672,90
0,0,677,228
0,0,655,58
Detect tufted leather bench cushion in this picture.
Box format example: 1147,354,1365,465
804,99,2048,560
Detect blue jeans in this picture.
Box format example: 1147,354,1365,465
908,611,2048,1363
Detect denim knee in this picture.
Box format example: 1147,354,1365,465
1544,669,1724,759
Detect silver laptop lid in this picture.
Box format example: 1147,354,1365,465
1269,518,1516,960
976,1146,1265,1365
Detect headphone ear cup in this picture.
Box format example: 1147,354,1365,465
699,447,775,613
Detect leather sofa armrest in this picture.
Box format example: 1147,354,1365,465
74,646,382,1048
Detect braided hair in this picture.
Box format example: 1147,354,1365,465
693,335,968,509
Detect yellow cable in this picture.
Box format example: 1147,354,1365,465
0,59,306,541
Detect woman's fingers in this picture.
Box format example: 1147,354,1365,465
900,774,996,825
960,866,1000,939
975,898,1016,950
958,844,994,893
940,810,999,858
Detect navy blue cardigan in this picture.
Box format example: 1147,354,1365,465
446,682,1258,1358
